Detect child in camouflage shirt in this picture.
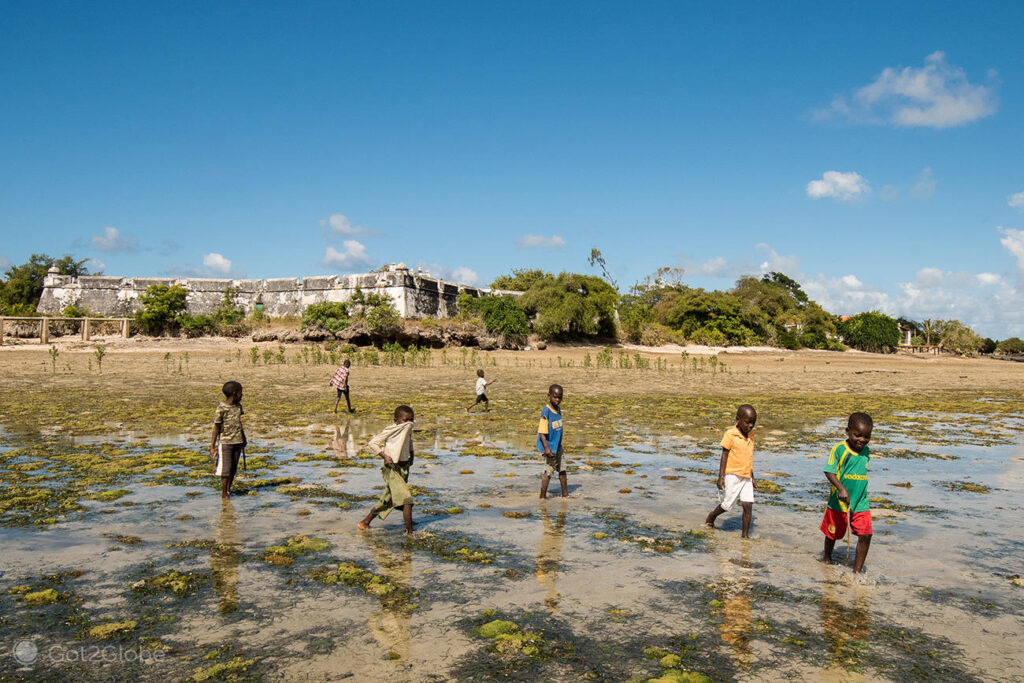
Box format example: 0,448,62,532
210,381,247,498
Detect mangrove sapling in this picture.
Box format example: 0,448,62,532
48,345,59,374
93,345,107,373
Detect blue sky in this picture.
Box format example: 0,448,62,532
2,2,1023,336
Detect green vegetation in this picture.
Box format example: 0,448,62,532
180,288,249,337
838,311,900,352
0,253,90,314
135,284,189,335
518,272,618,339
457,292,530,340
301,301,350,332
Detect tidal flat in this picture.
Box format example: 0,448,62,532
1,341,1022,681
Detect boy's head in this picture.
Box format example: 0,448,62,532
477,369,485,378
735,404,757,436
343,359,351,368
222,381,242,402
845,412,873,452
394,405,414,423
547,384,563,408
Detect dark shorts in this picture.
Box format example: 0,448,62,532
216,443,244,479
821,508,872,539
336,387,349,398
474,393,489,403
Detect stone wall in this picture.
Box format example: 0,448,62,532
37,264,486,319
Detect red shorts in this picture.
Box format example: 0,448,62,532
820,508,872,540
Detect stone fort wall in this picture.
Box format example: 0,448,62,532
37,264,487,319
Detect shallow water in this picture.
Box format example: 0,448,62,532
1,410,1022,681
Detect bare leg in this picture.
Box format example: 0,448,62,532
221,477,231,499
358,511,376,530
740,502,752,538
852,534,872,573
483,400,489,413
402,505,414,535
540,473,551,499
333,396,341,413
705,504,725,527
558,472,568,497
822,537,836,563
344,390,353,413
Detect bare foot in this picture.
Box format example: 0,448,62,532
357,521,370,531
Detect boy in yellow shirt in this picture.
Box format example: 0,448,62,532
704,405,757,538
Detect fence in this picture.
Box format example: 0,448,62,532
0,317,132,345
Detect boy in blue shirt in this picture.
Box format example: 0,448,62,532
537,384,567,499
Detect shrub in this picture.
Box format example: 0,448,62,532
62,304,90,318
301,302,350,332
462,294,529,339
838,312,900,352
517,272,618,339
365,303,401,336
135,284,188,335
180,314,215,337
940,321,984,355
996,337,1024,354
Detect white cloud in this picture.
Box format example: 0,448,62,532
814,52,997,128
0,254,11,270
91,226,139,253
802,273,893,316
85,258,106,274
321,240,370,269
422,264,482,286
319,213,368,236
977,272,1002,286
517,234,566,248
1009,192,1024,211
879,185,901,202
806,171,870,202
910,167,936,199
202,253,233,276
915,267,945,289
756,244,800,275
681,256,729,277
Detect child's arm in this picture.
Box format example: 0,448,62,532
825,471,849,507
209,424,221,459
487,379,497,386
538,432,553,457
716,447,728,489
407,439,415,468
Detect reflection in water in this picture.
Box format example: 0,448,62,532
210,499,241,613
363,535,412,661
331,421,356,458
715,547,754,671
536,501,567,612
820,581,871,672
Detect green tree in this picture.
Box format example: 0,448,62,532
301,302,350,332
939,320,984,354
490,268,547,292
838,311,900,352
518,272,618,339
0,253,90,313
365,301,401,336
464,294,529,339
135,284,188,335
761,272,808,307
996,337,1024,354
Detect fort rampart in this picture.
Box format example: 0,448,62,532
37,264,485,319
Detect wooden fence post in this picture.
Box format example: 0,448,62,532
82,318,91,341
41,317,49,344
0,317,4,345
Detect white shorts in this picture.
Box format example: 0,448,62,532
720,474,754,511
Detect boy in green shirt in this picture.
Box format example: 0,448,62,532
820,412,873,573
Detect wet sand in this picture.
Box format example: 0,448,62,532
1,340,1022,681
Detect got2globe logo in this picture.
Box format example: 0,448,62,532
12,640,38,668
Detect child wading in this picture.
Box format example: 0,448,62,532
359,406,416,535
209,381,247,499
821,412,874,573
465,369,496,413
330,359,354,413
704,405,757,537
537,384,567,499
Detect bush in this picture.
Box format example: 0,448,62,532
996,337,1024,354
135,284,188,335
180,314,215,337
301,302,350,332
839,311,900,352
490,268,547,292
62,304,90,318
518,272,618,339
940,321,983,355
365,303,401,336
462,294,529,339
980,337,997,354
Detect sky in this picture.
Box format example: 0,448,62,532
2,1,1023,337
